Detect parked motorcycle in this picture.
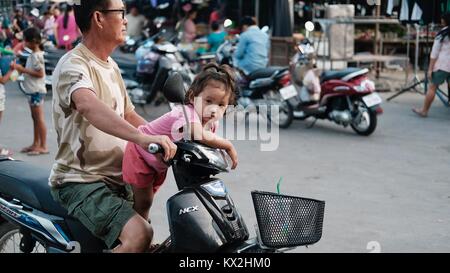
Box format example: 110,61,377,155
120,16,166,54
0,73,325,253
216,38,295,129
290,39,383,136
130,30,196,105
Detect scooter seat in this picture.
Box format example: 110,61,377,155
321,67,367,82
247,66,288,81
0,159,67,217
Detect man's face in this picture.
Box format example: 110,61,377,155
97,0,127,45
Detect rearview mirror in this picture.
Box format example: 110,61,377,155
162,72,186,104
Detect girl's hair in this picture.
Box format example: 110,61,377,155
185,63,237,105
23,27,43,49
211,21,220,31
63,5,74,29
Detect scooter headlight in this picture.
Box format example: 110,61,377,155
201,180,227,198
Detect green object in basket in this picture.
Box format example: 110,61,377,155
277,177,282,194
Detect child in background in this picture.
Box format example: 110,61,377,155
207,21,226,53
122,63,238,229
0,58,13,156
11,27,48,155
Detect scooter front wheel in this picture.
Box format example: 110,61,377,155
350,99,377,136
263,91,294,129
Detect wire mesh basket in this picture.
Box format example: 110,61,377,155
251,191,325,248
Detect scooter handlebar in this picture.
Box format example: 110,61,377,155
148,143,163,154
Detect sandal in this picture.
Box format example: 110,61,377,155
412,108,427,118
21,146,36,153
0,148,13,156
27,149,49,156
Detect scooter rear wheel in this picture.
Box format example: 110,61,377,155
0,222,46,253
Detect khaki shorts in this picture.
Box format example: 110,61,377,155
50,182,135,249
0,89,5,112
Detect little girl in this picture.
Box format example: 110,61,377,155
122,63,238,223
11,27,48,155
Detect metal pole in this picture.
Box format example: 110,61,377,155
255,0,260,25
406,24,410,85
414,24,419,76
374,4,381,78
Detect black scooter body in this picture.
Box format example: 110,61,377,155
167,180,249,253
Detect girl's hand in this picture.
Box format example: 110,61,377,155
226,145,238,169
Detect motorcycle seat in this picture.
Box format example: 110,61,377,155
321,67,368,82
247,66,288,81
0,159,67,217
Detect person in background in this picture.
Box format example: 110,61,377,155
12,8,28,34
52,6,61,20
54,5,80,50
233,16,269,75
10,27,48,155
0,59,14,156
125,5,147,40
181,9,197,44
207,21,226,53
413,12,450,118
43,11,56,44
209,6,223,26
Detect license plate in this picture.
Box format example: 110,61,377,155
362,93,382,107
279,85,297,100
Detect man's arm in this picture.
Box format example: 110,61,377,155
124,110,147,128
72,88,176,160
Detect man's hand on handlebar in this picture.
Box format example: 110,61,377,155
138,135,177,161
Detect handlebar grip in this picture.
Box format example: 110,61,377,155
148,143,163,154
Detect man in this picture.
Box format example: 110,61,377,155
233,16,269,75
125,5,147,40
49,0,177,253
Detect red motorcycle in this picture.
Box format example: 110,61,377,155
290,40,383,136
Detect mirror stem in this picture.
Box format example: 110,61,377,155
181,105,191,141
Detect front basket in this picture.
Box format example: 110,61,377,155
251,191,325,248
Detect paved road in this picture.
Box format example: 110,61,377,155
1,80,449,252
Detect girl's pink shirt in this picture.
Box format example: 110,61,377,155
123,105,218,175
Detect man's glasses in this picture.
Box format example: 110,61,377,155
98,9,126,20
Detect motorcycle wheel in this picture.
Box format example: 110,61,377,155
350,99,377,136
0,222,46,253
264,91,294,129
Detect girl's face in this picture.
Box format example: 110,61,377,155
191,80,230,125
